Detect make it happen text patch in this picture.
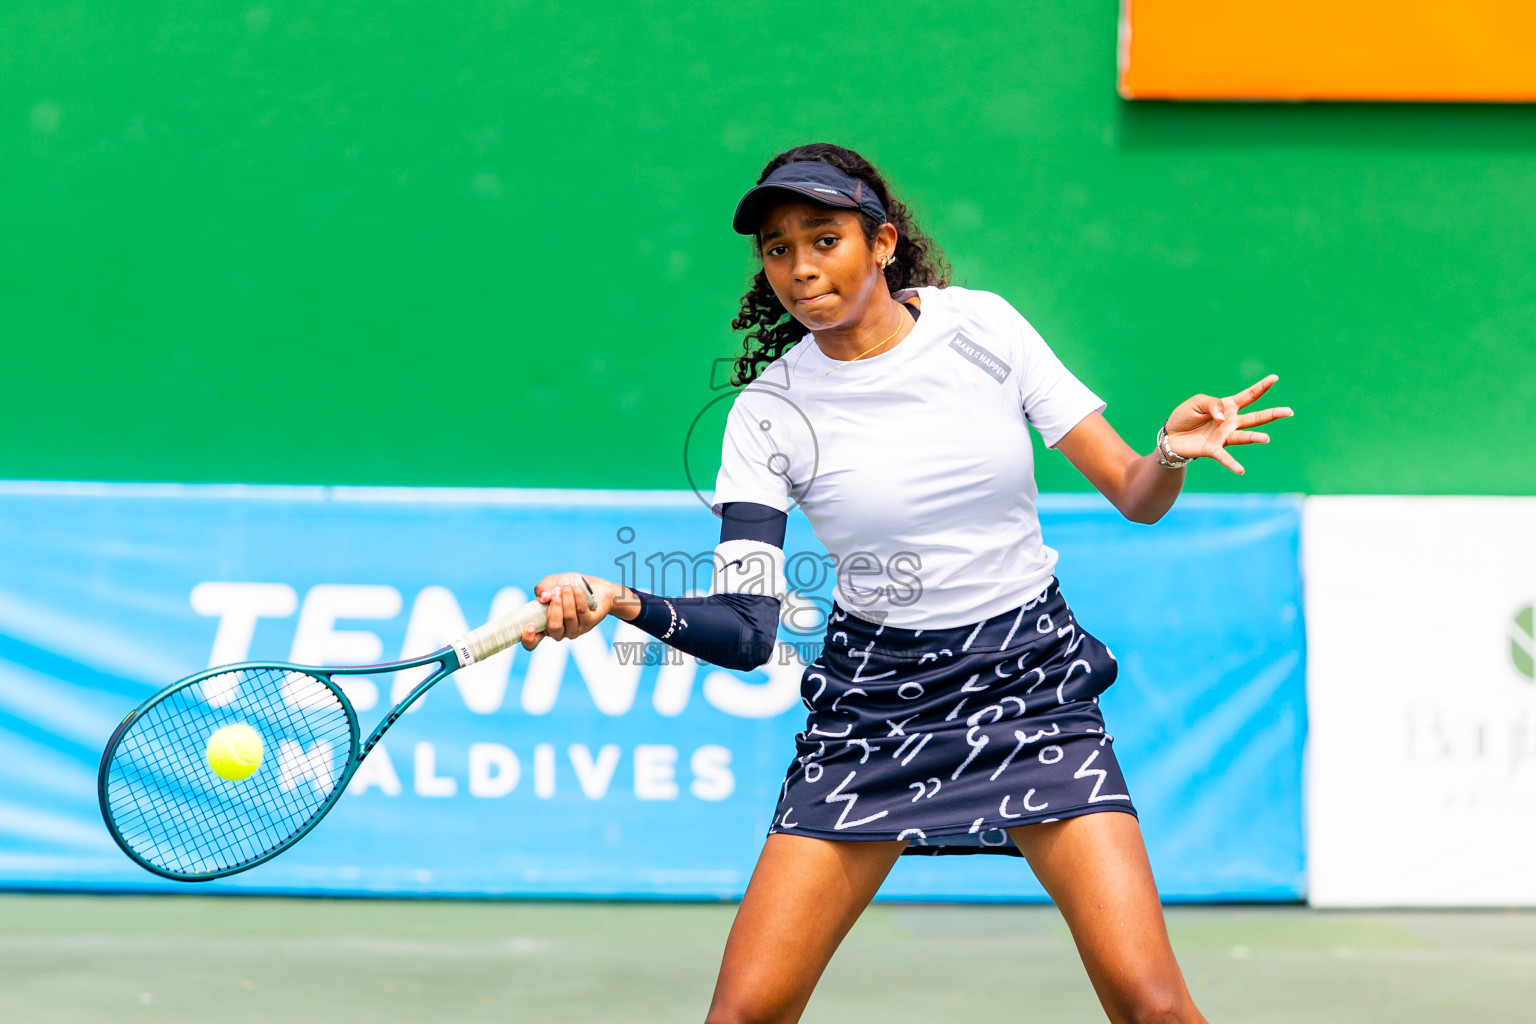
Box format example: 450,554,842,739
948,334,1012,384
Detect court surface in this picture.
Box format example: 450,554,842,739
2,893,1533,1022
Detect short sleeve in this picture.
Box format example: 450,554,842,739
1012,314,1105,449
711,383,812,515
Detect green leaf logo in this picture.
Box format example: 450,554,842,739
1512,604,1535,682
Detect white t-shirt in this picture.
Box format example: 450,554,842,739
712,285,1103,629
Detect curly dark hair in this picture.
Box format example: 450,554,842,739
729,143,950,386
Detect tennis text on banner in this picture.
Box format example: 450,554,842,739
189,581,803,719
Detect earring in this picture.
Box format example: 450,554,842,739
880,255,894,269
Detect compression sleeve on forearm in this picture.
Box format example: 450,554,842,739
627,590,780,671
623,502,788,671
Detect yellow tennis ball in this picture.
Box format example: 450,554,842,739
206,723,264,781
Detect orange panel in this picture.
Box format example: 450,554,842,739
1120,0,1536,101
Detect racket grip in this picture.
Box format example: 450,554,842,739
451,586,600,666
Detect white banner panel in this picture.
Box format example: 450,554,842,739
1306,496,1536,907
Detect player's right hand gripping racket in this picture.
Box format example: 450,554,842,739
98,584,596,881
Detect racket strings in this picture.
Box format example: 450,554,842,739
103,667,354,877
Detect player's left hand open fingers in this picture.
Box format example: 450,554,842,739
1229,373,1279,409
1238,406,1293,429
1211,448,1246,475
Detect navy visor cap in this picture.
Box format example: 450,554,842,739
732,161,889,235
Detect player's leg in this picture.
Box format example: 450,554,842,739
705,833,906,1024
1008,811,1206,1024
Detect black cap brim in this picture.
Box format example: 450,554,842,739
731,182,861,235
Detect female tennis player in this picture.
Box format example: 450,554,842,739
520,143,1290,1024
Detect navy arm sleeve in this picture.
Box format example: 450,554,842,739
626,591,779,671
623,502,786,672
717,500,788,546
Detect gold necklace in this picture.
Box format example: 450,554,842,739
793,303,910,379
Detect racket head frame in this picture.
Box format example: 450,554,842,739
97,646,458,882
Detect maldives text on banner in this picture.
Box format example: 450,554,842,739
0,484,1304,901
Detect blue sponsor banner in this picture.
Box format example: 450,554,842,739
0,484,1304,900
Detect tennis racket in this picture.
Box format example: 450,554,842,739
98,580,597,881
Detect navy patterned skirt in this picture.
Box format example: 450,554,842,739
769,581,1135,856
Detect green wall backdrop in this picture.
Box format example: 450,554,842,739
4,1,1534,494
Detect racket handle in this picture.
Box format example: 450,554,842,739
451,582,599,666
